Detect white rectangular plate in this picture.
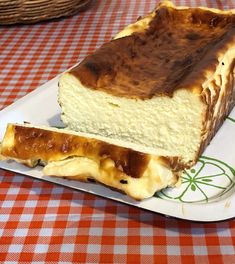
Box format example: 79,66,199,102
0,75,235,222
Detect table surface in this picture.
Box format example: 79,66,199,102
0,0,235,263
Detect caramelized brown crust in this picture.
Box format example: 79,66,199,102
1,124,184,199
1,124,152,178
70,2,235,99
198,58,235,158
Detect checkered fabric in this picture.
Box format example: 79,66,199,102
0,0,235,263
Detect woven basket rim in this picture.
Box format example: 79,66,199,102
0,0,92,25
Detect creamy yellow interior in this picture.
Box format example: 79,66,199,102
59,2,235,165
43,155,177,200
0,123,179,200
59,74,204,163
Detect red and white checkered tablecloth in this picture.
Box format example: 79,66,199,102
0,0,235,263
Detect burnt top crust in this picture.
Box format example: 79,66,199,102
70,3,235,99
2,125,151,178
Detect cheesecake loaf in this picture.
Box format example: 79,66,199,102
0,124,181,200
59,1,235,167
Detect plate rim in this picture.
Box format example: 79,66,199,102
0,75,235,222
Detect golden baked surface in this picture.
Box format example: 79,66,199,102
1,124,151,178
1,124,181,200
70,2,235,98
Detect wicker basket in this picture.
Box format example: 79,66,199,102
0,0,92,25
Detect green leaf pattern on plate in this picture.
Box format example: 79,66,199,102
155,156,235,203
227,116,235,123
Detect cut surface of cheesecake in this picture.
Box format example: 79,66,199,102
59,1,235,166
0,123,181,200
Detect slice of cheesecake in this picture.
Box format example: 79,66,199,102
58,1,235,167
0,123,181,200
